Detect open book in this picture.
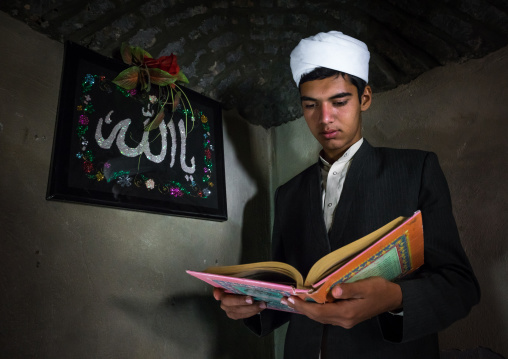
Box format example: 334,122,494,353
187,211,423,313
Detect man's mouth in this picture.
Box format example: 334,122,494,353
322,130,339,139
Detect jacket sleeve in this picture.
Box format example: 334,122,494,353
379,152,481,342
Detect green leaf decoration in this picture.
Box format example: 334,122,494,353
112,66,140,90
172,91,182,112
144,109,165,131
176,71,189,84
131,46,152,65
148,68,177,86
120,42,133,65
139,67,150,92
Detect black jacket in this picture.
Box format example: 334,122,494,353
246,140,480,359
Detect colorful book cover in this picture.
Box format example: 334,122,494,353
307,211,423,303
186,270,301,313
187,211,423,313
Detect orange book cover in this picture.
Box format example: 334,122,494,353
304,211,424,303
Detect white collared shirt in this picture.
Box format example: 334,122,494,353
318,138,404,318
320,138,364,232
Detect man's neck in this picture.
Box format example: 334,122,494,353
320,138,364,164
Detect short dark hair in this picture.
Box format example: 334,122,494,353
299,67,367,103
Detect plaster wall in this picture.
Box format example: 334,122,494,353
272,44,508,356
0,13,273,359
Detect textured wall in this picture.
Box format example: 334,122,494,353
272,44,508,357
1,0,507,128
0,12,274,359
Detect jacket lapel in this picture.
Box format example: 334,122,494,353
328,140,374,250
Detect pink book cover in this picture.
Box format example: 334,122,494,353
186,270,303,313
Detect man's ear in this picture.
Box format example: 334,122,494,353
360,85,372,111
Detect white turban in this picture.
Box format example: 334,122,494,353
290,31,370,86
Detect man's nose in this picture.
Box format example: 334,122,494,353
319,103,333,124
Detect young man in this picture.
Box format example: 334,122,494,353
214,31,480,359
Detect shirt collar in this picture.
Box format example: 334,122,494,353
319,138,364,170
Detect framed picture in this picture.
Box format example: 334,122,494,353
47,41,227,221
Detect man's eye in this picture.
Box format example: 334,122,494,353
303,103,316,109
333,101,347,107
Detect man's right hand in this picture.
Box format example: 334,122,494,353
213,288,266,320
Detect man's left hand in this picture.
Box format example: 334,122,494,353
281,276,403,329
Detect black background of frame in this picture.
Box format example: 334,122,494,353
47,41,227,221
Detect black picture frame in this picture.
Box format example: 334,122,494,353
47,41,227,221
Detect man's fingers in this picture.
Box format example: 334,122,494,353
281,278,403,328
331,285,343,299
332,283,360,299
213,288,252,305
213,287,266,320
281,296,322,319
222,293,254,306
281,295,364,327
213,287,223,300
221,301,264,319
331,277,382,299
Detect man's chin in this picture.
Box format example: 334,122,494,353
320,139,358,158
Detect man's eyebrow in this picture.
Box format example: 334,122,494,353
300,92,353,102
329,92,352,100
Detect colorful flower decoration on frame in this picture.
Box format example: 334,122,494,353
112,43,191,133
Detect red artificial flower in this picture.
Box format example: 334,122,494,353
144,54,180,75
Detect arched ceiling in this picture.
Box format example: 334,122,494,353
2,0,507,127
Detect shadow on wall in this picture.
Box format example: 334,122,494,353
109,111,276,358
222,109,272,264
111,294,273,359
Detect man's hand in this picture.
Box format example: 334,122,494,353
281,277,402,329
213,288,266,320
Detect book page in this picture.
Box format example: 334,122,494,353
203,261,305,288
305,216,406,285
